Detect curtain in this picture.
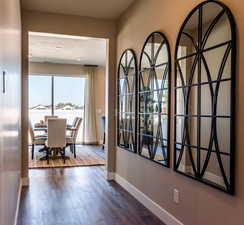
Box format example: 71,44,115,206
82,67,98,144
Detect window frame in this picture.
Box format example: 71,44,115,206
138,31,171,167
117,49,138,153
174,0,236,194
29,74,85,117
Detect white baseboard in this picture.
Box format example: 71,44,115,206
21,177,29,186
115,174,184,225
14,179,22,225
106,172,115,181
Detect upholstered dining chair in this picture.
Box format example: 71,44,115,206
67,117,79,135
68,117,79,128
66,118,82,158
44,115,58,123
46,118,67,164
29,120,47,160
101,116,106,150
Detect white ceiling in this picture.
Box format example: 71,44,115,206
29,32,107,66
22,0,135,19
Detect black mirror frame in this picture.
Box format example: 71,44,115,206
138,31,171,167
117,49,138,153
174,0,236,194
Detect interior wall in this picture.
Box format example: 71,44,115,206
22,10,117,179
116,0,244,225
29,62,87,76
0,0,22,225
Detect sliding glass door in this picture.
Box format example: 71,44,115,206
53,76,85,142
29,75,85,143
29,75,52,124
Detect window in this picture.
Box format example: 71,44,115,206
54,76,85,142
29,75,52,124
29,75,85,143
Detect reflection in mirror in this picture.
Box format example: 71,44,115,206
174,1,236,194
117,49,137,152
138,32,170,167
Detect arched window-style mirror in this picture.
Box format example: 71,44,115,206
117,49,137,152
138,32,171,167
174,1,236,194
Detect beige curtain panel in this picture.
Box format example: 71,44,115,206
82,68,98,144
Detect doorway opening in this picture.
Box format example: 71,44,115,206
27,32,107,169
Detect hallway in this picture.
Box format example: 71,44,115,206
17,166,165,225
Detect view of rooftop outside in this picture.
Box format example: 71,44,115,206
29,75,85,143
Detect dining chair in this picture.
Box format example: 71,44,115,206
101,116,106,150
69,117,79,128
29,120,47,160
66,118,82,158
46,118,67,164
67,117,79,135
44,115,58,123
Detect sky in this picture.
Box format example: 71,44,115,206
29,75,86,108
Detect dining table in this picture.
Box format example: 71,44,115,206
34,122,76,131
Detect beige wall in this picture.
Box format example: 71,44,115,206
29,62,87,76
22,10,116,179
116,0,244,225
0,0,22,225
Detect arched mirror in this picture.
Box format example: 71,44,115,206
174,1,236,194
117,49,137,152
138,32,171,167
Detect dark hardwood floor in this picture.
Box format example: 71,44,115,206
18,166,165,225
80,145,105,159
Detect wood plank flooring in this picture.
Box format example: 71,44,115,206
80,145,106,159
18,166,165,225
